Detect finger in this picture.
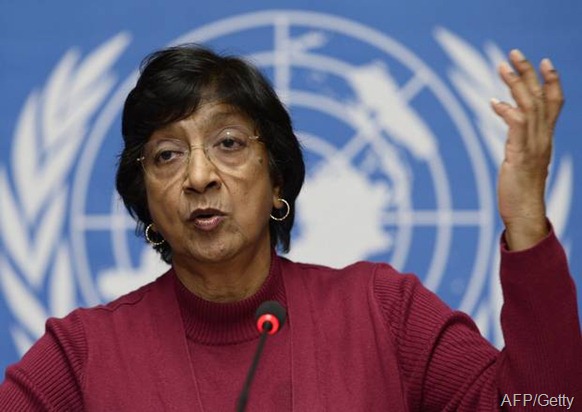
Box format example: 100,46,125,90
498,61,539,119
490,98,526,129
509,49,545,105
510,50,547,126
540,58,564,130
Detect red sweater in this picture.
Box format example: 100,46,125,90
0,229,580,411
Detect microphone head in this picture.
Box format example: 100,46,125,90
255,301,286,335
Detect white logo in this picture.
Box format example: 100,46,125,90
0,33,131,353
0,10,573,355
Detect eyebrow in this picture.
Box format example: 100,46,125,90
151,107,253,140
199,108,251,130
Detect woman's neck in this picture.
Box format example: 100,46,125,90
172,241,272,303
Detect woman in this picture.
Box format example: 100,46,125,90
0,45,579,410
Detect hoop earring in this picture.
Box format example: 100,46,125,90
270,198,290,221
145,223,165,246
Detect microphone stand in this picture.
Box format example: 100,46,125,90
236,325,271,412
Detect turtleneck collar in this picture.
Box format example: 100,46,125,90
172,251,286,345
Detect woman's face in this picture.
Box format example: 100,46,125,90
143,102,280,265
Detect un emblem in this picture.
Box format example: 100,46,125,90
0,10,573,356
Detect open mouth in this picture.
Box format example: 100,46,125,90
189,209,225,231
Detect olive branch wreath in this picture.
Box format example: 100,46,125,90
435,27,573,347
0,33,130,355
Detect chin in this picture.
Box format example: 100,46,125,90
186,238,243,263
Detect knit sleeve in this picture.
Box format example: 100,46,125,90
0,310,87,411
497,227,581,400
373,227,581,411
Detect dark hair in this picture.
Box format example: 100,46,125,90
116,44,305,263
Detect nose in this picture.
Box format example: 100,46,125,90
182,147,221,193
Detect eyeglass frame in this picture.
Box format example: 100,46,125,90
136,130,264,181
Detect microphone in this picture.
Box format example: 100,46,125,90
236,301,287,412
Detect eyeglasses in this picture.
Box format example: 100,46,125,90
137,127,261,181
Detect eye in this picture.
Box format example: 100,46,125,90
219,137,242,150
214,129,248,151
155,150,179,163
149,140,188,165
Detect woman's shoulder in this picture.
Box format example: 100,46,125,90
278,255,422,295
56,269,174,330
95,270,171,310
35,269,176,361
280,255,410,278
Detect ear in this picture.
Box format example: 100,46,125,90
272,185,283,208
150,222,159,233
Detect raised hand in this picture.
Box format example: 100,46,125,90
490,49,564,251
